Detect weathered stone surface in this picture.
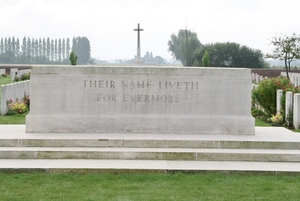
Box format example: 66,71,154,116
26,66,254,134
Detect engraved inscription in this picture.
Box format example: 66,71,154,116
83,80,198,103
122,81,152,89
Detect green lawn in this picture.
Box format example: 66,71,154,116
0,75,11,86
0,112,27,124
0,173,300,201
255,118,272,126
0,75,12,101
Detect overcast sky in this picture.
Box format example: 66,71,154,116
1,0,300,61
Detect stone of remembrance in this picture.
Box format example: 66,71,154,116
26,66,255,134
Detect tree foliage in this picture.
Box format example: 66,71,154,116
266,33,300,79
168,29,202,66
252,77,300,118
69,51,78,65
72,36,91,65
193,42,267,68
143,51,166,64
0,36,91,64
202,51,210,67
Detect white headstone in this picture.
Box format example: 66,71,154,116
277,89,283,114
0,69,5,75
285,91,293,126
293,93,300,129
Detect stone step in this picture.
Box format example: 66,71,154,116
1,159,300,175
2,138,300,149
1,147,300,162
2,126,300,150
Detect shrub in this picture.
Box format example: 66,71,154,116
251,109,268,122
23,93,30,110
7,99,28,114
270,113,284,126
6,93,30,114
14,76,20,81
69,51,78,65
252,76,300,118
21,73,30,81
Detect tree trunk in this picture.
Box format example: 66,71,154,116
285,54,290,79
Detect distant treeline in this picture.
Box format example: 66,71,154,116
0,36,91,65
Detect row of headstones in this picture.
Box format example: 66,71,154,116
281,72,300,86
10,68,31,81
0,80,30,115
277,90,300,129
251,73,267,84
255,83,300,129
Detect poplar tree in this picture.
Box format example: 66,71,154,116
11,37,16,62
38,38,42,63
16,38,20,63
46,38,51,62
50,39,54,62
66,38,70,60
7,37,12,62
58,38,62,63
21,37,26,63
42,38,46,63
62,38,66,62
54,39,58,62
27,37,32,63
0,38,3,55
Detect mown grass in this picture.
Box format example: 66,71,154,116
0,173,300,201
255,118,272,126
0,112,27,124
0,75,12,100
0,75,11,86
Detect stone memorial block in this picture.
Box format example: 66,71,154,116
26,66,254,134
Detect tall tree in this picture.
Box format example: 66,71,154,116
193,42,267,68
21,36,27,63
27,37,31,63
50,39,54,62
202,51,210,67
66,38,70,60
266,33,300,79
38,38,42,63
46,38,51,62
16,38,20,63
7,37,12,62
42,38,46,63
168,29,202,66
58,38,62,63
0,38,3,54
11,37,16,63
34,39,39,63
62,38,66,62
72,36,91,64
54,39,58,62
4,38,8,55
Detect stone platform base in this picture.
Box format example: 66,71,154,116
1,126,300,174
